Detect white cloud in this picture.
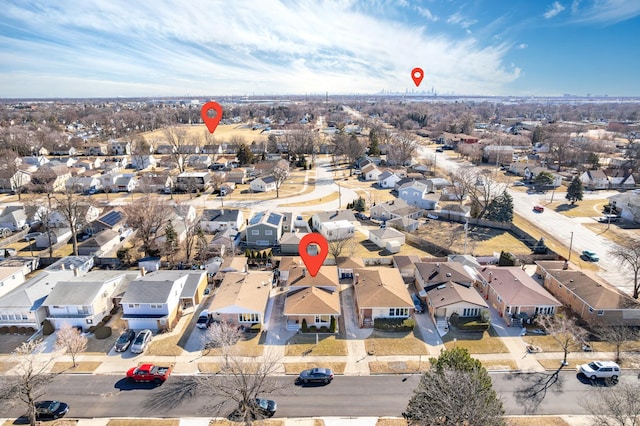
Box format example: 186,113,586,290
544,2,566,19
517,43,528,49
447,12,477,28
415,6,437,21
569,0,640,24
0,0,521,97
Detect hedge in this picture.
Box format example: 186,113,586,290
373,318,415,332
42,320,55,336
94,326,112,339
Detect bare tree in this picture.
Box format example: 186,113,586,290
328,237,356,260
53,189,92,255
196,348,289,422
163,128,189,172
333,133,365,175
271,160,290,198
25,192,56,257
121,195,169,256
593,322,638,362
55,322,88,368
610,238,640,299
203,321,243,369
0,149,29,200
451,168,508,219
582,382,640,426
536,313,588,366
0,340,57,426
387,132,418,166
130,134,153,171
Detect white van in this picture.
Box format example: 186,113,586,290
578,361,620,380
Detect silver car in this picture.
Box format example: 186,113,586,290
130,329,153,354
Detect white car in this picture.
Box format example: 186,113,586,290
130,329,153,354
577,361,620,380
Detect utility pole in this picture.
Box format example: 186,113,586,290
568,231,574,262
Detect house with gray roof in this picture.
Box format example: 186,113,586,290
246,211,284,248
77,229,122,256
311,210,356,231
43,270,136,331
250,175,277,192
199,209,244,233
0,206,27,231
398,181,440,210
579,169,609,190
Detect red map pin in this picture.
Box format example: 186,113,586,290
411,67,424,87
201,101,223,134
299,233,328,277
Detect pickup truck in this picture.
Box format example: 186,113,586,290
126,363,172,384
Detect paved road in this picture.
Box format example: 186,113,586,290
416,145,635,295
4,371,627,419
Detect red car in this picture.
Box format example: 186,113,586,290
126,363,172,384
533,205,544,213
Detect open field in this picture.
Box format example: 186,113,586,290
364,331,430,356
143,123,269,144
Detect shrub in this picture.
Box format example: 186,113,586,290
319,326,329,333
0,326,9,334
88,325,97,333
373,317,415,332
102,315,112,324
308,325,317,332
330,317,336,333
42,320,55,336
301,319,308,332
94,326,112,339
25,327,35,334
18,327,27,334
8,326,18,334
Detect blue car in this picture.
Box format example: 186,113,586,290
581,250,599,262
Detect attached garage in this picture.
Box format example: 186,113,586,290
124,317,161,330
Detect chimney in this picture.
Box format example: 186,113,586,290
302,268,306,277
354,273,359,284
140,266,146,276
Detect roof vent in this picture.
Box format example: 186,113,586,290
446,273,452,277
436,284,446,290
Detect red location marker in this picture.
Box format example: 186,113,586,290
299,233,328,277
201,101,223,134
411,67,424,87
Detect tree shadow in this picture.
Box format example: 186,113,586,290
505,367,565,414
141,378,199,413
555,203,578,212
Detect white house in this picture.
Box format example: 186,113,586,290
249,175,277,193
580,170,609,190
398,181,440,210
378,170,401,189
199,209,244,233
0,206,27,231
317,219,355,242
361,163,382,181
0,266,26,298
369,227,405,250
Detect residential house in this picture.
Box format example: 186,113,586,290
361,163,382,181
370,199,422,223
605,168,635,189
30,164,71,192
187,155,212,169
398,181,440,210
138,174,173,193
378,170,401,189
369,227,405,250
536,261,640,326
352,268,414,328
201,144,223,155
414,261,477,293
438,204,472,221
311,210,356,232
607,191,640,223
580,170,610,190
114,175,138,192
245,211,284,247
250,175,277,193
0,266,26,298
85,209,126,235
283,263,341,331
0,168,31,194
206,271,272,329
317,220,355,242
175,172,211,192
35,228,72,249
42,270,136,330
0,256,39,276
84,143,109,156
226,168,247,184
0,206,27,231
207,228,240,257
21,155,49,168
48,204,100,228
213,256,248,284
121,269,201,330
131,155,157,170
424,281,489,321
528,167,563,188
109,140,131,155
77,229,122,256
65,176,102,193
0,256,94,330
475,266,561,326
199,209,244,233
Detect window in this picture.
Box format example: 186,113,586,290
497,295,502,303
588,307,594,313
388,308,409,317
463,308,479,317
128,304,140,308
78,306,90,315
150,304,162,309
265,230,273,236
251,230,259,235
597,310,605,316
239,313,259,323
315,315,331,324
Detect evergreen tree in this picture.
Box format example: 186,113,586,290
404,347,505,426
533,171,554,190
368,128,381,156
163,222,178,264
485,192,514,222
566,176,584,205
236,143,254,165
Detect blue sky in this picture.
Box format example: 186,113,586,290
1,0,639,98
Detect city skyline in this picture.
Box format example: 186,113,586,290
1,0,640,99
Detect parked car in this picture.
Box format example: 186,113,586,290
253,398,277,417
24,232,42,241
130,329,153,354
196,310,211,329
113,329,136,352
126,363,172,384
35,400,69,420
598,215,620,223
411,293,424,314
297,367,334,384
533,205,544,213
577,361,620,380
581,250,599,262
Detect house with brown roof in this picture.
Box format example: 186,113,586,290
392,255,421,280
475,266,561,327
353,268,414,328
579,169,609,190
282,263,341,331
207,270,273,329
336,256,365,280
424,281,489,320
414,261,477,293
536,261,640,326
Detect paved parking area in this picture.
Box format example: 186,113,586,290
0,333,29,353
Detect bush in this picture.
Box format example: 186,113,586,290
0,326,9,334
308,325,317,332
18,327,27,334
373,318,415,332
42,320,54,336
301,319,308,332
94,326,112,339
330,317,336,333
102,315,112,324
88,325,97,333
319,326,330,333
8,326,18,334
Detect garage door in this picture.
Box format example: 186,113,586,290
126,319,159,330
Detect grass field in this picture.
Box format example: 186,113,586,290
143,123,269,145
364,331,430,356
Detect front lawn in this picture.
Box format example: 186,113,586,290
285,334,347,356
364,331,429,356
442,327,509,354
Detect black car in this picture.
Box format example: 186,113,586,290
253,398,277,417
35,400,69,420
113,329,136,352
229,398,277,421
297,367,334,384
